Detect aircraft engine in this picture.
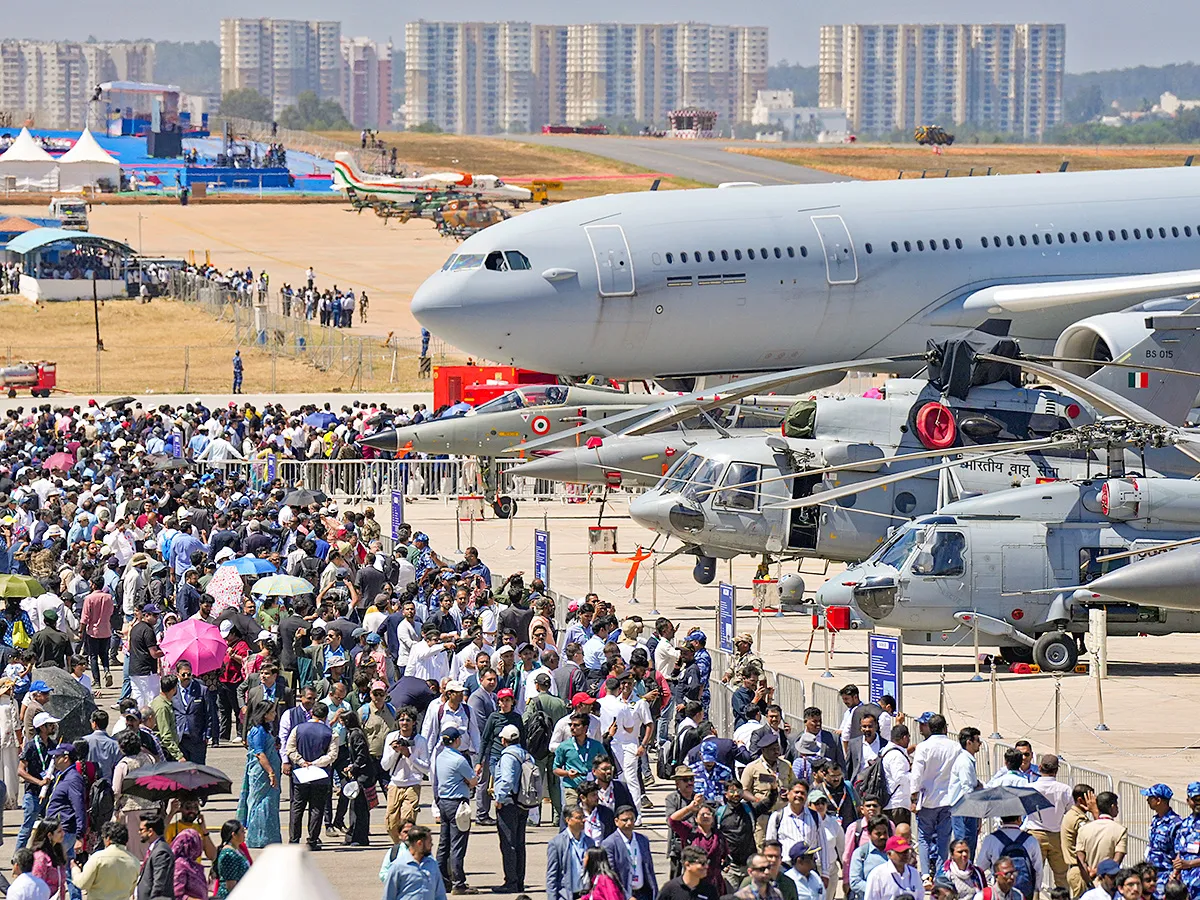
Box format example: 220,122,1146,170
1054,308,1178,377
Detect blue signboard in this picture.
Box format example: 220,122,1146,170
390,490,405,540
166,434,181,458
868,633,902,708
534,529,550,587
266,455,277,482
718,582,736,654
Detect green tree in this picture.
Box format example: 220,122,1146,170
1064,84,1106,124
220,88,272,122
766,61,819,106
277,91,353,131
409,120,443,133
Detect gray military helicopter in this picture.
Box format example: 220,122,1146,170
815,417,1200,671
621,302,1200,583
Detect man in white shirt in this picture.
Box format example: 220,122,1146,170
879,725,913,824
769,783,823,870
949,727,984,858
7,849,50,900
380,707,430,842
1025,755,1073,890
863,835,922,900
909,713,960,876
406,623,456,684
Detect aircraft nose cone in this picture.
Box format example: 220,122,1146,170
630,494,704,535
410,274,464,341
358,429,399,452
509,453,580,483
1087,549,1200,610
815,576,855,609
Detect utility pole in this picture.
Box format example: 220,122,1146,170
92,272,103,350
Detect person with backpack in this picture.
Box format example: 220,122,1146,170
525,671,567,827
976,814,1043,900
492,723,536,893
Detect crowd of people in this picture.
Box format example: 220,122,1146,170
33,249,121,282
2,261,20,295
177,262,368,326
0,395,1190,900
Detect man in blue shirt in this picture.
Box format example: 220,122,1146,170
434,726,479,894
553,714,604,812
385,825,447,900
493,724,533,893
463,547,491,586
1144,783,1182,898
849,816,891,900
582,617,616,675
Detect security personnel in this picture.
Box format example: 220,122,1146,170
1172,782,1200,900
1143,783,1181,898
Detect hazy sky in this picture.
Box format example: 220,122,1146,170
12,0,1199,72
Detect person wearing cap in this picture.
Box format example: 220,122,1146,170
479,687,525,822
723,633,763,687
434,726,479,894
16,710,60,851
128,604,164,709
1140,783,1181,898
493,723,534,892
525,669,568,826
684,630,712,714
1025,755,1074,890
863,835,921,900
786,842,825,900
27,607,70,669
743,727,797,847
421,680,479,820
809,788,846,888
1173,786,1200,900
357,678,397,787
691,739,735,805
1078,859,1122,900
45,742,87,871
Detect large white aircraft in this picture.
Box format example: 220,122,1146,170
410,167,1200,378
330,152,533,205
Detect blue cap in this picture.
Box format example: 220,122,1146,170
143,603,162,615
441,726,463,742
414,532,429,543
788,841,816,860
366,633,381,644
687,629,706,643
28,680,53,694
916,711,935,724
48,743,74,757
701,742,719,762
1097,860,1121,877
1141,783,1174,800
1188,782,1200,798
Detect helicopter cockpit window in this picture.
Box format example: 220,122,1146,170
519,386,568,407
1079,547,1129,583
682,458,725,501
662,452,702,493
911,531,965,577
714,462,761,511
871,526,923,569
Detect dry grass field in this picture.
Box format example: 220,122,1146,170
730,144,1199,180
321,131,705,198
0,298,426,396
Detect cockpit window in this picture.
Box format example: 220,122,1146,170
662,452,702,493
505,251,531,270
449,254,485,271
714,462,760,511
910,530,965,577
518,386,568,407
485,250,509,271
474,390,525,414
681,458,724,501
870,525,924,569
441,254,458,271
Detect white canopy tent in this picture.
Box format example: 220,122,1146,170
57,129,120,191
0,127,58,191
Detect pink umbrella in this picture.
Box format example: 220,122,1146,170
159,619,227,675
44,452,75,472
205,565,245,617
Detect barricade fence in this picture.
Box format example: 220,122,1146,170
165,271,451,385
212,116,394,175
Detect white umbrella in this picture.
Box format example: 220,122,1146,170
227,845,340,900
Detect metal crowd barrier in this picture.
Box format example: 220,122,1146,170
810,680,843,732
774,672,807,718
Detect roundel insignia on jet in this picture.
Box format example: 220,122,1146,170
530,415,551,436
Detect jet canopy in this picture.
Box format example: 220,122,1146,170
474,385,570,414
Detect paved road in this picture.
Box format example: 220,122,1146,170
511,134,850,186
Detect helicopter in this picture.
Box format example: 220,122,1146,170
619,301,1200,584
815,418,1200,672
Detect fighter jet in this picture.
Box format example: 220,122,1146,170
410,165,1200,378
331,152,533,205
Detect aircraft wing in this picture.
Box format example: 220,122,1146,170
962,269,1200,314
507,355,923,453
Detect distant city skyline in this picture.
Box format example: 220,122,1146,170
8,0,1200,72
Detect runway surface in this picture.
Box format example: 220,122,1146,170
510,134,850,186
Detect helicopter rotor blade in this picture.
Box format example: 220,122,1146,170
694,435,1065,499
1021,353,1200,380
506,354,924,454
766,440,1072,511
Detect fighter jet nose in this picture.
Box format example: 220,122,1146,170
358,429,399,452
509,454,578,483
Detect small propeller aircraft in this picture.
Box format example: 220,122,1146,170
331,152,533,206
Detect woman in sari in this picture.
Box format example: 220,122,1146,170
171,829,208,900
212,820,251,900
236,701,280,847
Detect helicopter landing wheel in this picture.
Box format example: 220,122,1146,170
998,645,1033,666
492,496,517,519
1033,632,1079,672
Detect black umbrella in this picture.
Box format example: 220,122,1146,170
281,488,328,507
216,607,261,641
950,785,1053,819
104,396,137,409
33,665,97,742
148,455,190,471
122,761,233,801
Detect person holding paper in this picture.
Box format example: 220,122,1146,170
285,702,340,850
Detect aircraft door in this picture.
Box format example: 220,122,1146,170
810,215,859,285
903,528,968,611
585,224,636,296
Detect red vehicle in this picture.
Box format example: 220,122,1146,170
1,360,56,398
432,365,558,409
541,123,610,135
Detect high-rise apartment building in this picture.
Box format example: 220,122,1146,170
405,21,532,134
341,37,393,129
220,18,342,116
405,20,767,134
819,22,1064,138
0,40,155,129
